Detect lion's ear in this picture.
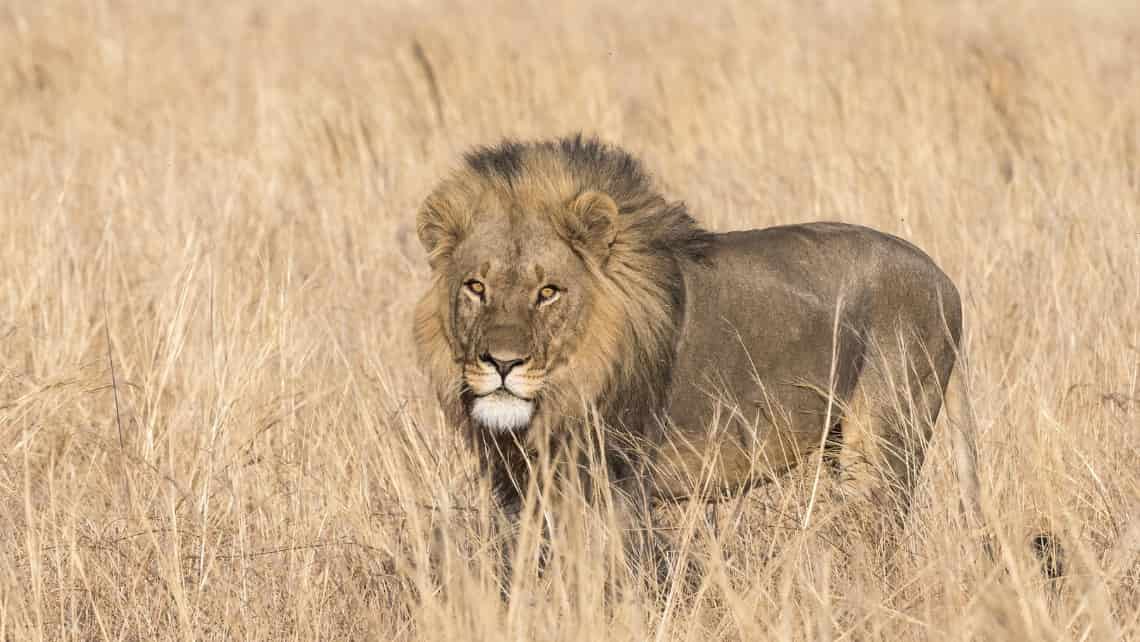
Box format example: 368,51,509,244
566,191,618,260
417,197,466,270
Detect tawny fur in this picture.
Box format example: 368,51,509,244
413,134,1062,586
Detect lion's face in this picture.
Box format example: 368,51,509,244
441,199,605,433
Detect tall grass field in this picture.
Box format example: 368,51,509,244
1,1,1138,639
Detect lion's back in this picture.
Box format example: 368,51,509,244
699,222,962,343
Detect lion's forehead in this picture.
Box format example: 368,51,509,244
458,215,579,283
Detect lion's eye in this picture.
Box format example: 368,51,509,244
465,280,486,299
537,285,561,305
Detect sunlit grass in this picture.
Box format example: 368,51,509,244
1,1,1137,639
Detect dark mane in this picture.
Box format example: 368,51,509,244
418,135,716,503
463,134,713,262
463,140,526,183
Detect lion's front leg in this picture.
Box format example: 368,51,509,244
611,460,673,591
492,498,521,599
486,463,529,600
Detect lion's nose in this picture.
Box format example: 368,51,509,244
481,353,527,378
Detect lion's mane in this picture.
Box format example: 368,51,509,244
413,135,711,490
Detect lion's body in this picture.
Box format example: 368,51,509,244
654,223,961,505
413,135,998,584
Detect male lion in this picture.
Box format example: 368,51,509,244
414,135,1054,587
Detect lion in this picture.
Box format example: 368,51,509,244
413,134,1061,588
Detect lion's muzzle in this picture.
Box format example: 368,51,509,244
464,350,542,432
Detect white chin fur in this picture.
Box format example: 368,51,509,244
471,394,534,433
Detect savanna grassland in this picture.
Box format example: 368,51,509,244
1,1,1138,639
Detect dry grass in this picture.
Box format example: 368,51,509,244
2,0,1139,639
